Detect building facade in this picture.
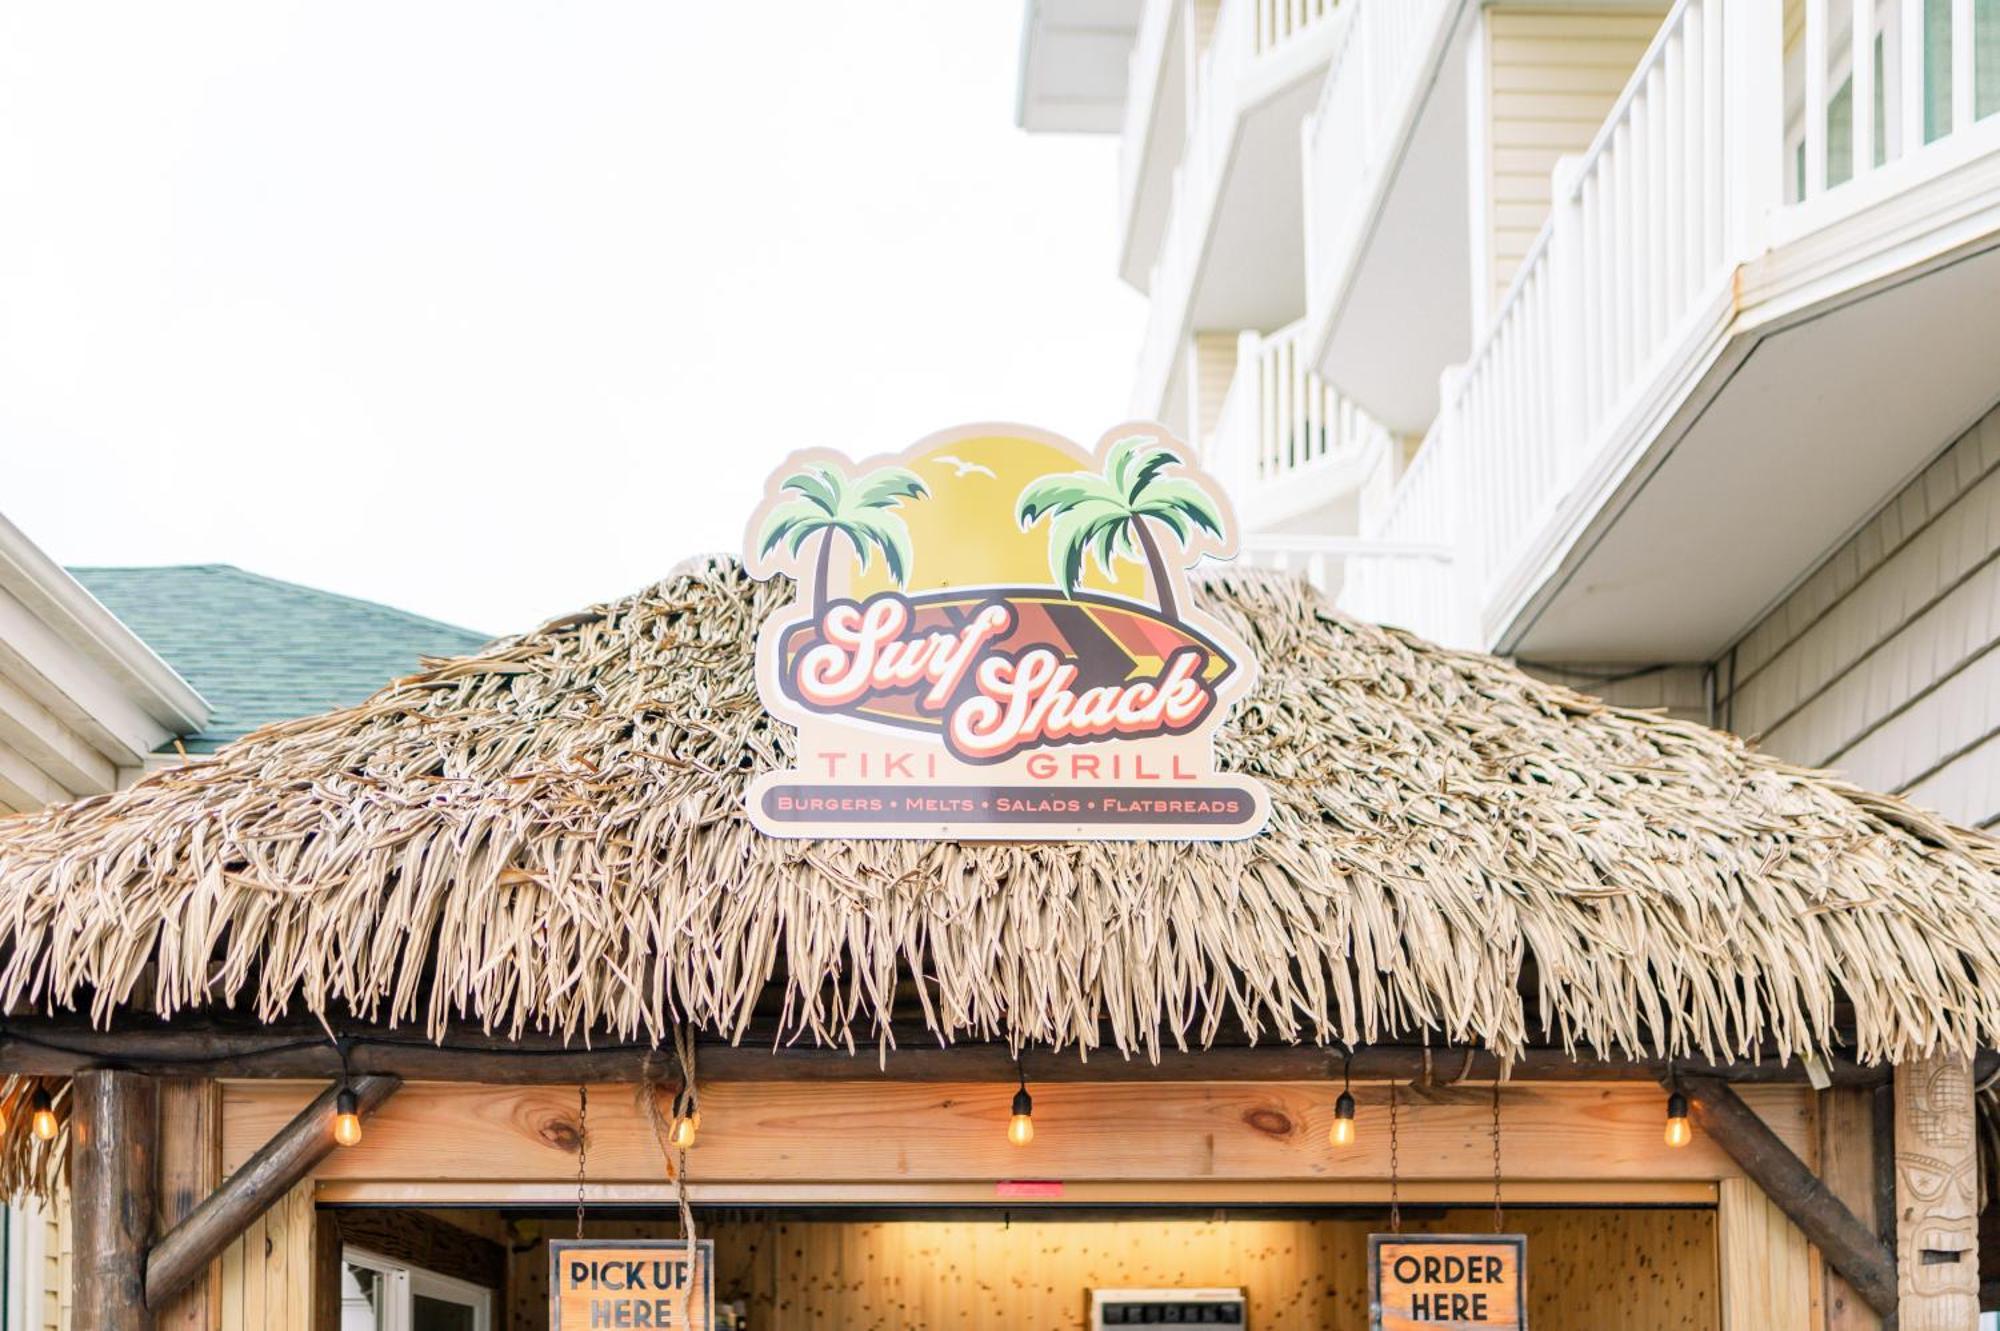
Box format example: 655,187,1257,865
1019,0,2000,834
0,517,485,1331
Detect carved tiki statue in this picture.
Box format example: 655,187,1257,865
1896,1055,1979,1331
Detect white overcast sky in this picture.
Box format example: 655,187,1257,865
0,3,1143,632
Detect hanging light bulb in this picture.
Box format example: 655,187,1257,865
333,1088,363,1148
1330,1053,1357,1148
29,1088,56,1143
1008,1068,1034,1147
670,1111,700,1150
1330,1090,1357,1148
1664,1089,1691,1149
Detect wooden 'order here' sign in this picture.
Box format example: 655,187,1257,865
550,1240,714,1330
1370,1235,1526,1330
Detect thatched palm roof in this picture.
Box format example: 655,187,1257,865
0,558,1996,1070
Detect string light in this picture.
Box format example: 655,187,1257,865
333,1088,363,1147
29,1088,56,1143
670,1112,700,1150
331,1038,363,1147
1664,1089,1691,1149
1008,1064,1034,1147
1330,1052,1357,1148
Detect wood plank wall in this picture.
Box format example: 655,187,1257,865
501,1208,1721,1331
216,1179,315,1331
224,1080,1811,1190
76,1074,1834,1330
1718,1178,1816,1331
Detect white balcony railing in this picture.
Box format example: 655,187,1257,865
1339,413,1476,646
1132,0,1344,416
1239,533,1456,615
1302,0,1458,332
1253,0,1340,54
1341,0,2000,647
1207,319,1393,520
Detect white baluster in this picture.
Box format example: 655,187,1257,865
1899,0,1927,154
1852,0,1876,178
1805,0,1828,197
1954,0,1975,135
1725,0,1784,257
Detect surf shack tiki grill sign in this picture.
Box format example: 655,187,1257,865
743,423,1269,839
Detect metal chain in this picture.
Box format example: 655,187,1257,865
1490,1076,1504,1233
1388,1078,1401,1234
576,1084,589,1240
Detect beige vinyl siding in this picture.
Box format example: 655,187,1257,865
41,1196,67,1331
1521,662,1709,722
1723,400,2000,830
1194,0,1222,55
1192,331,1238,453
1484,7,1668,309
7,1193,73,1331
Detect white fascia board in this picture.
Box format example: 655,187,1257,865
0,513,209,762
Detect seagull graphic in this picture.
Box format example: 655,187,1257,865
933,454,997,479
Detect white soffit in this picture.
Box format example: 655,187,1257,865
1017,0,1144,133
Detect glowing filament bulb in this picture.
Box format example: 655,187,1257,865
333,1088,363,1148
1330,1090,1357,1148
670,1113,700,1150
29,1089,57,1143
1664,1091,1691,1149
1008,1084,1034,1147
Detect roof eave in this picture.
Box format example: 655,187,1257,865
0,514,211,753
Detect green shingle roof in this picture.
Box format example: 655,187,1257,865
69,565,488,753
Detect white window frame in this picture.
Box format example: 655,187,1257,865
342,1245,492,1331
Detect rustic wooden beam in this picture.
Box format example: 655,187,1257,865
143,1075,400,1311
1682,1075,1898,1319
0,1012,1920,1085
71,1069,158,1331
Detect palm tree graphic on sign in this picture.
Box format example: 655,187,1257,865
1016,435,1223,623
755,463,928,617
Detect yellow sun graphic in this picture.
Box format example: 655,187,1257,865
845,431,1151,601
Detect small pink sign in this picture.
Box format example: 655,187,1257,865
995,1179,1065,1200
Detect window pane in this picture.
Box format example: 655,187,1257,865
341,1264,388,1331
1980,0,2000,120
414,1293,478,1331
1828,76,1856,187
1928,0,1952,141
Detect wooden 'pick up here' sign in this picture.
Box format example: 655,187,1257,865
1370,1234,1526,1329
550,1240,713,1330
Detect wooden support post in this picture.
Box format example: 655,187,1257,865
1818,1086,1885,1331
1893,1054,1979,1331
144,1075,399,1311
312,1208,344,1331
1683,1076,1898,1320
71,1069,159,1331
153,1079,223,1331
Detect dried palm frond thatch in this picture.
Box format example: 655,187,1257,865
0,558,1995,1079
